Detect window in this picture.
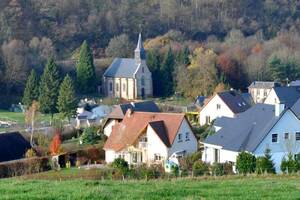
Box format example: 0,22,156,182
214,148,219,163
154,154,162,161
263,90,267,97
142,67,144,73
109,82,113,91
216,104,221,110
205,116,211,124
116,83,119,92
185,132,190,141
257,89,260,95
272,134,278,143
123,83,126,92
296,132,300,141
284,133,289,140
132,152,138,163
141,76,145,86
178,133,182,142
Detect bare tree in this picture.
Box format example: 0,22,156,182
25,101,40,147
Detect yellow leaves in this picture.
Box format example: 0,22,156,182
188,47,217,70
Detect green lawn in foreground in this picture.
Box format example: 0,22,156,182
0,171,300,200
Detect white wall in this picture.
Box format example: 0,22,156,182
202,143,238,164
168,119,198,156
264,89,279,105
146,126,169,162
105,150,116,163
254,110,300,172
249,88,272,104
199,95,235,126
134,61,153,98
104,119,116,137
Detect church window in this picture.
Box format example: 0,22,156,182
142,67,144,73
109,82,113,91
123,83,126,92
116,83,119,92
141,76,145,86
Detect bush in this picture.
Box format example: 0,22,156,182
256,148,275,174
236,151,256,174
192,161,209,176
171,165,179,177
211,163,224,176
111,158,129,178
80,127,100,145
281,153,299,174
25,149,37,158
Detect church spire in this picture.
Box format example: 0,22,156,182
134,33,146,63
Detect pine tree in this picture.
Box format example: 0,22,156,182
177,46,190,66
57,75,77,121
38,57,61,116
147,49,161,97
22,69,39,107
161,47,175,97
76,41,96,94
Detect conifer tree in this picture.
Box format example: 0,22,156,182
38,57,61,116
76,41,96,94
161,47,175,97
22,69,39,107
147,49,161,97
57,75,77,121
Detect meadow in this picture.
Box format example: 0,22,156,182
0,170,300,200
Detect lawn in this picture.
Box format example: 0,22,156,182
0,170,300,200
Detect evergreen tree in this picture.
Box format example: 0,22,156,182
22,69,39,107
177,46,190,66
147,49,161,97
76,41,96,94
57,75,77,121
161,47,175,97
38,57,61,116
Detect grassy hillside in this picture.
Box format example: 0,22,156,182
1,172,300,199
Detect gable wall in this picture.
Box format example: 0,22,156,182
199,95,235,126
254,110,300,172
168,119,198,157
146,126,169,162
134,61,153,98
264,89,279,105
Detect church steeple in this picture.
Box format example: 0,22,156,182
134,33,146,63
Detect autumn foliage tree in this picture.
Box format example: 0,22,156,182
49,130,62,156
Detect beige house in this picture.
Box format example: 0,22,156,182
103,34,153,100
248,81,280,103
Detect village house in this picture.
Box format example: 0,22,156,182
264,86,300,107
103,33,153,100
202,100,300,173
199,90,251,126
103,101,160,137
104,110,198,165
248,81,280,103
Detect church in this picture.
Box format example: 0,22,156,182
103,34,153,100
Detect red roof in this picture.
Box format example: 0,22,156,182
104,111,186,152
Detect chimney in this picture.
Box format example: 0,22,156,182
127,108,134,117
275,103,285,117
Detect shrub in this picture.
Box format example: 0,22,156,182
211,163,224,176
80,127,100,145
25,149,36,158
236,151,256,174
171,165,179,177
179,151,202,171
192,161,209,176
111,158,129,178
49,132,62,156
256,148,275,174
281,153,299,174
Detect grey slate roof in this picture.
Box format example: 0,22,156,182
291,98,300,118
107,101,160,119
248,81,280,89
218,91,251,114
205,104,278,152
272,86,300,108
103,58,138,78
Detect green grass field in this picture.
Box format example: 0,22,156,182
1,169,300,200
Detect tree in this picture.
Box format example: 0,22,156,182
25,101,40,146
80,127,100,145
177,46,190,66
112,158,129,179
105,34,134,58
57,75,77,121
161,47,175,96
147,49,161,97
49,130,62,156
236,151,256,174
76,41,96,94
38,57,61,116
256,148,275,174
22,69,39,107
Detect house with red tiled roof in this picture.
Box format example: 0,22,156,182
104,110,198,165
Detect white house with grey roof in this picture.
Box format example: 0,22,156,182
264,86,300,107
202,100,300,173
103,33,153,100
248,81,280,103
199,90,251,126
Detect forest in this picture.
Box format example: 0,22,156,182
0,0,300,106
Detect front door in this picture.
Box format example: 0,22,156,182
141,88,145,99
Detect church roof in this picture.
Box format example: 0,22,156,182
103,58,139,78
